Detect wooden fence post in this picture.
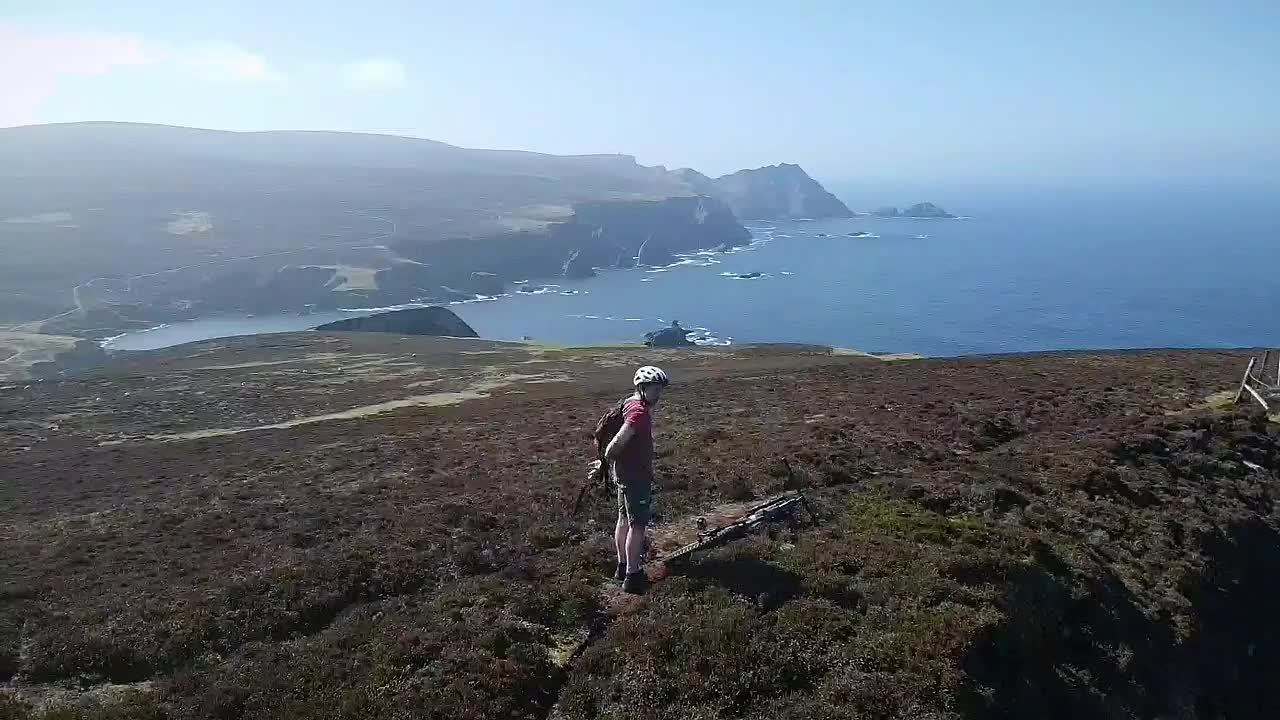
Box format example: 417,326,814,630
1235,357,1257,405
1244,383,1271,411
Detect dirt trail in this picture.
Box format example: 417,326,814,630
127,372,571,442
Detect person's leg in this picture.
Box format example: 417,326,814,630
625,518,647,574
614,510,628,563
613,481,628,579
623,481,652,580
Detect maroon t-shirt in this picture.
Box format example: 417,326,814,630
613,397,654,485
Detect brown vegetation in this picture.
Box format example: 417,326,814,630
1,339,1276,718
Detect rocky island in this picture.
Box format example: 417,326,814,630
872,202,957,219
643,320,696,347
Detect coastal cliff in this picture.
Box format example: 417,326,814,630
179,195,748,315
37,195,751,336
386,195,750,296
2,123,851,339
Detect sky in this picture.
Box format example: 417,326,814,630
2,1,1278,184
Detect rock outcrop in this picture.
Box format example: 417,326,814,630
313,307,478,337
903,202,955,218
644,321,695,347
675,164,852,221
873,202,956,219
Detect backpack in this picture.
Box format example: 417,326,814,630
592,396,632,459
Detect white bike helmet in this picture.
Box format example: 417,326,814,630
633,365,669,388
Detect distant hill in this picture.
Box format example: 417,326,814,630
673,164,853,221
0,122,746,336
0,123,856,337
0,122,659,183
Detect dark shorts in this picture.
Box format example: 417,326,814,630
612,466,652,525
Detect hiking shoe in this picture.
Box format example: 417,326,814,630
613,562,626,581
622,571,647,595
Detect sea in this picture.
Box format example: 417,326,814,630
103,182,1279,356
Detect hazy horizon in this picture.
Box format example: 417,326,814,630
4,2,1278,185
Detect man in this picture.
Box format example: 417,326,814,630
603,365,668,593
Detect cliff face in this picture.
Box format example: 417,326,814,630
676,163,853,221
313,307,478,337
387,195,750,296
